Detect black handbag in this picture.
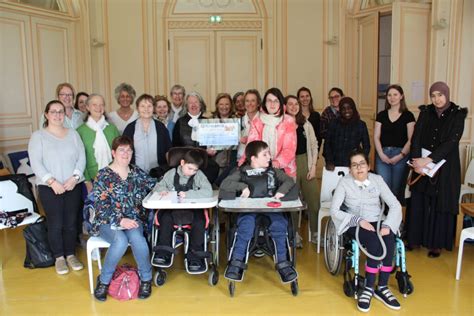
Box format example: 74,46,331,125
23,217,55,268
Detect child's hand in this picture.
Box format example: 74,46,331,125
159,191,168,196
273,192,284,200
178,191,186,199
240,188,250,198
359,220,375,231
380,227,391,236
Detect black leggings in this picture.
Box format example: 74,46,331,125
38,185,82,258
346,222,395,269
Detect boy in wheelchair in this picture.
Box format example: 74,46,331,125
330,149,402,312
152,149,212,273
220,140,298,283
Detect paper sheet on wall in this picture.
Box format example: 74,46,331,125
411,81,425,103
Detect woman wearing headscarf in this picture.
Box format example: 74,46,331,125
406,81,467,257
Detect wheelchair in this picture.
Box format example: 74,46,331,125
323,217,414,299
148,147,220,288
223,211,299,297
150,207,219,287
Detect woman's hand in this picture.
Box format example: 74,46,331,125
389,154,403,165
379,153,392,164
120,218,139,230
412,157,432,169
50,180,65,195
273,192,285,200
85,181,93,193
380,227,391,236
240,136,248,144
240,188,250,198
307,165,316,181
414,166,426,176
63,176,77,191
359,220,375,232
272,160,280,169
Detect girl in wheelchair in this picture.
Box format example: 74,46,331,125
220,140,298,284
330,149,402,312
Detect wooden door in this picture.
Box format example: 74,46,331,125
168,31,216,110
215,31,263,97
391,2,431,112
357,13,379,160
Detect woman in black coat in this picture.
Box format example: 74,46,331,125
406,81,467,257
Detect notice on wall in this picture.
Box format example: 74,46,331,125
411,81,425,104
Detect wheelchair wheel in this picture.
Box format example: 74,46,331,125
153,270,167,287
343,280,355,297
396,271,414,296
324,218,343,275
291,280,299,296
229,281,236,297
208,268,219,286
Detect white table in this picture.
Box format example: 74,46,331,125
142,190,219,209
218,197,305,213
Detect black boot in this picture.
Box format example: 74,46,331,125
94,275,109,302
138,280,152,299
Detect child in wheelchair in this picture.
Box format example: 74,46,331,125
220,140,298,283
152,149,212,273
330,149,403,312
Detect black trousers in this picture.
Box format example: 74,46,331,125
157,209,206,252
346,222,395,269
38,185,82,258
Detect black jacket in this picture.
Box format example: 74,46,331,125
410,102,468,215
123,119,171,166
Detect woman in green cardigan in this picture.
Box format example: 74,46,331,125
77,93,120,192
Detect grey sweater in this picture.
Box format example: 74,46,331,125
330,173,402,235
28,129,86,185
155,166,212,199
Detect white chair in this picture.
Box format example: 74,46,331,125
86,236,111,294
459,159,474,203
455,227,474,280
316,166,349,253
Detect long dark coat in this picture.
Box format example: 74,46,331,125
410,102,468,215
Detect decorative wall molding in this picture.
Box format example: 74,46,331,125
168,20,262,30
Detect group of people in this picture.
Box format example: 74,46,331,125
26,80,466,311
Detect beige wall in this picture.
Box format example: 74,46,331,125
0,0,472,163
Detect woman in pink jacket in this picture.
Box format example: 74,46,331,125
239,87,297,178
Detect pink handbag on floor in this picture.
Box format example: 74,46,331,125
108,264,140,301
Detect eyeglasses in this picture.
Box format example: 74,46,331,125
116,148,133,154
351,161,368,169
59,93,73,98
329,95,341,100
48,110,65,115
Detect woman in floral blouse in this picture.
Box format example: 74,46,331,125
91,135,156,302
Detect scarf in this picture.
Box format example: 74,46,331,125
86,116,112,170
188,112,201,141
260,112,283,158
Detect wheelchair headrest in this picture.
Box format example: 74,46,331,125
166,147,208,169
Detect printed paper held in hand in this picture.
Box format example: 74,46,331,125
407,148,446,178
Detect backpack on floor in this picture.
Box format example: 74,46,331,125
23,217,55,268
108,264,140,301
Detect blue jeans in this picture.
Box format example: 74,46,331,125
375,147,409,198
99,224,152,284
232,213,288,263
